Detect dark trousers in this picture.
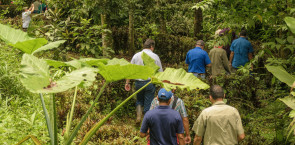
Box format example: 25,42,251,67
135,80,155,113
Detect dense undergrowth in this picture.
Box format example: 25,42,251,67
1,0,295,144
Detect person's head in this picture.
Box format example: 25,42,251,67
196,40,205,49
209,85,225,102
143,39,155,51
239,30,247,37
157,88,173,104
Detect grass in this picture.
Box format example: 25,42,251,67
0,42,49,144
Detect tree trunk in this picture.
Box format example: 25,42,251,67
101,14,112,57
128,1,135,54
194,0,203,38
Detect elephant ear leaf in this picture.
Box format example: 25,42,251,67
39,67,98,93
152,68,209,91
97,58,155,82
20,54,98,93
32,40,66,54
10,38,48,54
20,54,51,93
141,52,160,74
0,23,33,44
265,65,295,87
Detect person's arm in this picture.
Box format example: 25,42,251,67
222,50,231,73
140,132,148,138
177,133,185,145
29,4,34,13
238,133,245,141
193,134,202,145
125,79,131,91
229,51,234,65
182,117,191,144
248,53,253,61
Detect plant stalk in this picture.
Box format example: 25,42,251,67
65,86,78,140
65,82,109,145
39,93,54,145
79,81,152,145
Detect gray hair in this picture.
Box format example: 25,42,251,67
210,85,224,100
196,40,205,46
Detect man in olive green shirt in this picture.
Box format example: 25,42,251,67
209,46,231,77
192,85,245,145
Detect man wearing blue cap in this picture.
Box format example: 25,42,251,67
140,88,185,145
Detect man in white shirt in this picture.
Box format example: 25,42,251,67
125,39,163,124
22,4,34,31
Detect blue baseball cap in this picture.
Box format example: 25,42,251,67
157,88,173,100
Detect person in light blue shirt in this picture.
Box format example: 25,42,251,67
185,40,211,79
229,30,254,71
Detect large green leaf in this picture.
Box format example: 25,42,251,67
285,17,295,34
45,59,69,68
279,96,295,110
98,58,155,82
20,54,98,93
142,52,160,74
20,54,51,93
10,38,48,54
152,68,209,90
66,58,109,69
39,67,98,93
44,58,109,69
32,40,66,54
265,65,295,87
0,23,33,44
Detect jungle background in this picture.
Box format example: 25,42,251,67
0,0,295,144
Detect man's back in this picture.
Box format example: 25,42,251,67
141,106,184,145
230,37,253,68
193,101,244,145
185,47,211,74
209,48,230,77
131,49,163,72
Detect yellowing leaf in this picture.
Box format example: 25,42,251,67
152,68,209,91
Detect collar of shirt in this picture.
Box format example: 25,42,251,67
194,47,202,50
213,101,225,105
157,105,171,109
142,49,153,53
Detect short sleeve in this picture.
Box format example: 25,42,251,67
235,111,244,135
149,98,158,110
192,111,206,136
204,52,211,65
178,100,188,118
155,56,163,72
248,43,254,53
230,40,235,52
185,52,189,64
130,55,136,64
176,113,184,134
140,114,149,133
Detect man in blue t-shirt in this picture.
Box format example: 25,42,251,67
185,40,211,79
229,30,253,72
140,88,185,145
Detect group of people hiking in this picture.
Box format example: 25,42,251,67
22,0,47,31
125,32,253,144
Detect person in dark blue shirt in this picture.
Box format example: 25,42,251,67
229,30,254,72
185,40,211,79
140,88,185,145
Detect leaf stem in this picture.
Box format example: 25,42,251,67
79,81,152,145
39,93,54,145
65,82,109,145
65,86,78,140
